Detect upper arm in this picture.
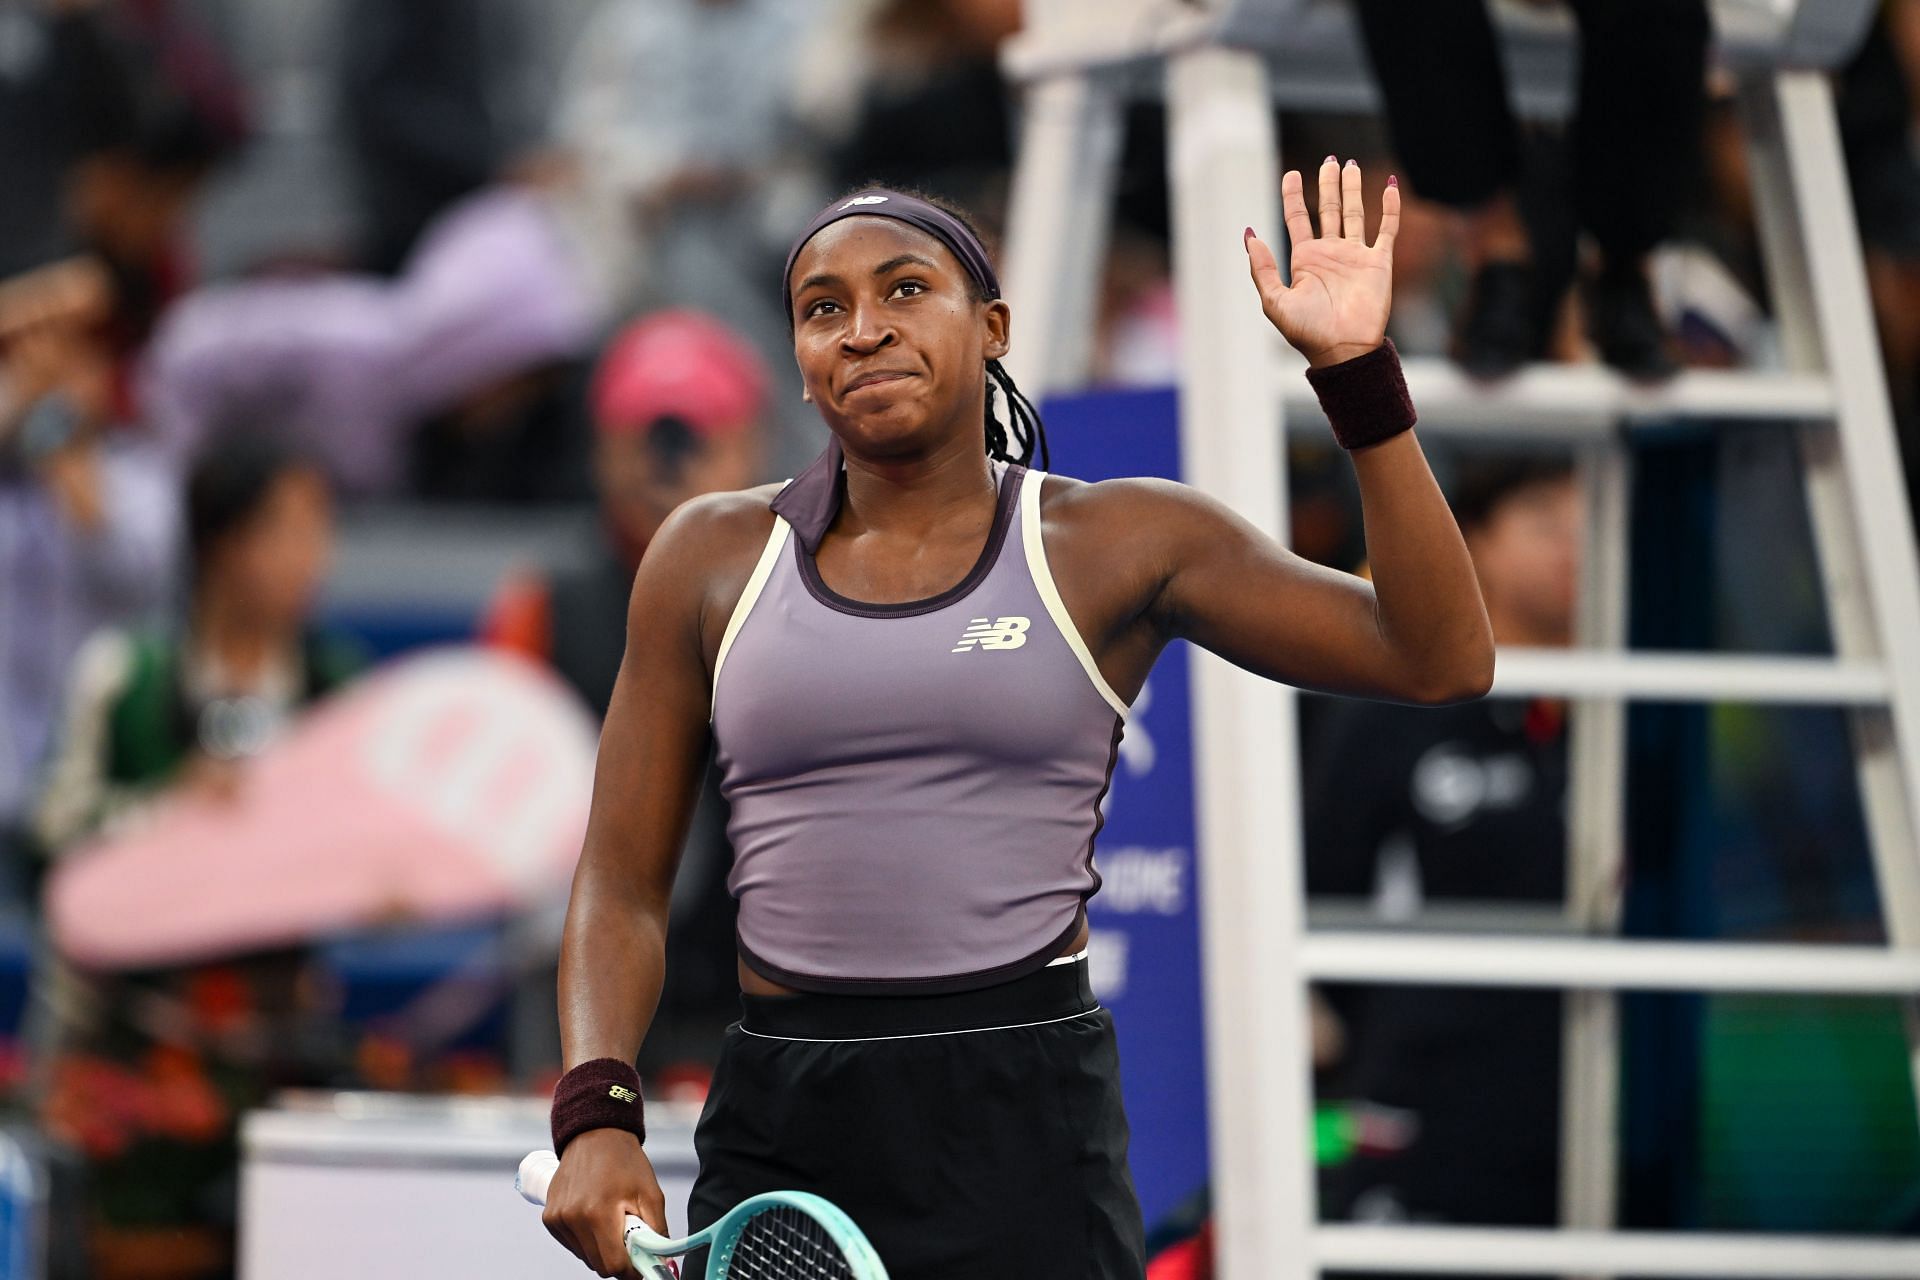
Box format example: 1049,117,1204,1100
1117,478,1418,702
570,498,753,914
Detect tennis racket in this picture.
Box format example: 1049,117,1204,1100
516,1150,890,1279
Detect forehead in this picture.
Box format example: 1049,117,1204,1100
788,217,966,288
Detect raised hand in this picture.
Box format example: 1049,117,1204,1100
1244,156,1398,368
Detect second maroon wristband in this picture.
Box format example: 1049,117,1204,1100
1303,338,1417,451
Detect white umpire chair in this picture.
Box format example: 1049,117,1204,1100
998,1,1920,1276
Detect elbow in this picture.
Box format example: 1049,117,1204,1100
1407,643,1496,706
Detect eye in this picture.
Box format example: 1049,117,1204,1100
891,279,927,298
804,298,841,319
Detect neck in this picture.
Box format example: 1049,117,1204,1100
191,590,298,688
838,432,998,539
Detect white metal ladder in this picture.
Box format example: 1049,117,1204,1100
999,1,1920,1276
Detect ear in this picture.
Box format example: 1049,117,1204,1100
981,298,1011,362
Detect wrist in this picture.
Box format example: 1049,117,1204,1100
551,1057,645,1156
1303,338,1416,451
1304,340,1379,370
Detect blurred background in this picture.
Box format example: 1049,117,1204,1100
0,0,1918,1277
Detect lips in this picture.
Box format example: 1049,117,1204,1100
843,369,915,394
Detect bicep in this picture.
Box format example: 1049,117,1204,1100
572,549,714,914
1153,487,1412,701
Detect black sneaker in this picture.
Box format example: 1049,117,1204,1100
1585,265,1679,381
1453,261,1550,380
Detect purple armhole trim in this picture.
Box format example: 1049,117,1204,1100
794,463,1025,619
1303,338,1417,451
736,907,1086,997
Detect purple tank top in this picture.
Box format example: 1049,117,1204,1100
710,463,1129,994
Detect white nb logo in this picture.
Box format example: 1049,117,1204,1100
839,195,889,209
953,616,1030,653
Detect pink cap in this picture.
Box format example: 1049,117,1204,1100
591,309,769,438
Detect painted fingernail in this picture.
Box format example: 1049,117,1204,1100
1244,226,1255,243
1324,154,1336,165
1387,175,1398,188
1345,158,1357,169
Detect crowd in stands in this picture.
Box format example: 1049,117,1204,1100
1,1,1917,1277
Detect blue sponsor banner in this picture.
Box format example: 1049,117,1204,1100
1040,387,1209,1227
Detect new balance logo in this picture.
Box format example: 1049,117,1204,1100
953,616,1030,652
839,194,889,209
608,1084,638,1103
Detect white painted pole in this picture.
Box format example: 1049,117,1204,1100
999,68,1124,398
1559,438,1630,1247
1165,43,1307,1280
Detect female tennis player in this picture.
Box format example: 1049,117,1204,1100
542,156,1494,1278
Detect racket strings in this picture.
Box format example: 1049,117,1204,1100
723,1204,858,1279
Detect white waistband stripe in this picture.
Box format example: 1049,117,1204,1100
734,1006,1103,1044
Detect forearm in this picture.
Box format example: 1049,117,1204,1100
556,870,668,1069
1350,432,1494,701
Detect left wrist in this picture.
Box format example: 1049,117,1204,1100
1303,341,1383,370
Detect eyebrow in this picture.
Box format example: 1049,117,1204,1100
872,253,938,276
794,254,941,296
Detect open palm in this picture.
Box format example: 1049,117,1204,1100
1245,157,1398,367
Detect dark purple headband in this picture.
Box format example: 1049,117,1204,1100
772,189,1004,553
781,188,1000,325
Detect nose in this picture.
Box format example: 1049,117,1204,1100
841,299,895,355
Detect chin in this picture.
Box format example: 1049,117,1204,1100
830,403,937,459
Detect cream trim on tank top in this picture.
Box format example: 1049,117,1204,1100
711,514,793,719
1019,470,1130,716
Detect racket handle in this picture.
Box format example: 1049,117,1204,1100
516,1150,561,1205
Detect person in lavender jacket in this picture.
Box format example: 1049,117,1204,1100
541,160,1494,1279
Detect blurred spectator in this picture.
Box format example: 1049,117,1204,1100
485,309,767,1073
1306,457,1579,1258
1353,0,1710,380
0,280,177,902
32,434,361,1280
339,0,551,274
49,0,242,355
140,186,600,497
551,0,820,363
0,0,241,421
823,0,1021,215
0,0,86,278
35,434,361,849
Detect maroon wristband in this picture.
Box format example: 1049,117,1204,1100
1304,338,1417,451
551,1058,645,1155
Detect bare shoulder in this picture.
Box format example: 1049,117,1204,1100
636,482,788,659
1036,472,1233,545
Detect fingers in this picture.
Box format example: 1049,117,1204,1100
596,1214,643,1280
1375,175,1401,255
637,1187,669,1237
1315,155,1340,240
1244,228,1286,309
1341,158,1365,241
1281,169,1314,247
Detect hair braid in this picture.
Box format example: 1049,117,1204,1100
985,358,1050,471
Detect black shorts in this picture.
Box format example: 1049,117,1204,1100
686,959,1147,1279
